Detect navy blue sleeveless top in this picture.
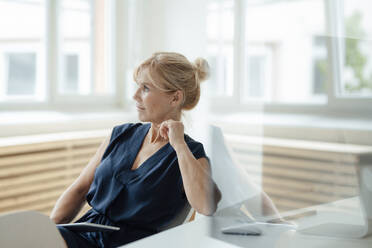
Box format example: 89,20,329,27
72,123,207,247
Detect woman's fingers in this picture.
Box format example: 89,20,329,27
161,126,169,139
159,121,169,140
157,119,184,147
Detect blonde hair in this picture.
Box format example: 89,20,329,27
133,52,209,110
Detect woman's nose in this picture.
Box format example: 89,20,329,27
132,87,140,101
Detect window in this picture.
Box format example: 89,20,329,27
56,0,114,100
0,0,45,101
243,45,272,101
6,53,37,96
59,0,92,95
63,54,79,93
206,0,234,97
338,0,372,97
0,0,116,107
206,0,372,111
246,0,327,104
312,36,328,96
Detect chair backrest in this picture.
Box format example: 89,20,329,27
0,210,66,248
209,125,261,211
356,159,372,237
159,202,195,231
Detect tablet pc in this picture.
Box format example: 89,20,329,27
57,222,120,232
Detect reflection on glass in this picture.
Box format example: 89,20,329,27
207,46,234,97
205,0,371,245
247,56,266,98
0,0,45,100
244,0,328,103
312,36,328,95
243,45,272,101
206,0,234,97
209,123,371,246
340,0,372,96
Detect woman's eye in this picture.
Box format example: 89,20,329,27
143,85,149,92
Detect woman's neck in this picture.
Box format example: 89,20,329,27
148,114,181,143
148,124,161,143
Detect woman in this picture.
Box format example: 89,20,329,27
51,52,221,248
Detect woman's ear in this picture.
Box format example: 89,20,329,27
171,90,183,106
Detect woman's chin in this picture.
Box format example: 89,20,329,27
137,113,148,122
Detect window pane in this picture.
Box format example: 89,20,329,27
58,0,114,96
0,0,45,100
247,56,266,98
207,45,234,96
244,0,328,103
59,0,92,95
312,36,328,95
243,45,272,101
206,0,234,97
64,54,79,93
6,53,36,95
340,0,372,97
206,0,234,43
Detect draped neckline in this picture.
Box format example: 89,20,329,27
128,123,170,172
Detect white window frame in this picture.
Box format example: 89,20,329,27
326,0,372,112
0,0,128,111
210,0,372,116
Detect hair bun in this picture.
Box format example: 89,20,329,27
194,57,210,83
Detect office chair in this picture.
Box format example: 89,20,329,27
159,202,195,231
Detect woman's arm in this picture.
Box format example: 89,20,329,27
50,135,111,224
159,120,221,216
174,144,221,216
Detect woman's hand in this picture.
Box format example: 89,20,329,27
159,119,186,149
159,119,221,215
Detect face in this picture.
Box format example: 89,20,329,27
133,70,180,124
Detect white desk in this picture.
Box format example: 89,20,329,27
121,216,372,248
121,198,372,248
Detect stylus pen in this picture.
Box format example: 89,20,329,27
222,231,261,236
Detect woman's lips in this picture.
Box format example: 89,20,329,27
136,105,145,110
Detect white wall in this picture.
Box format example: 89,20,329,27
130,0,210,144
133,0,207,59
